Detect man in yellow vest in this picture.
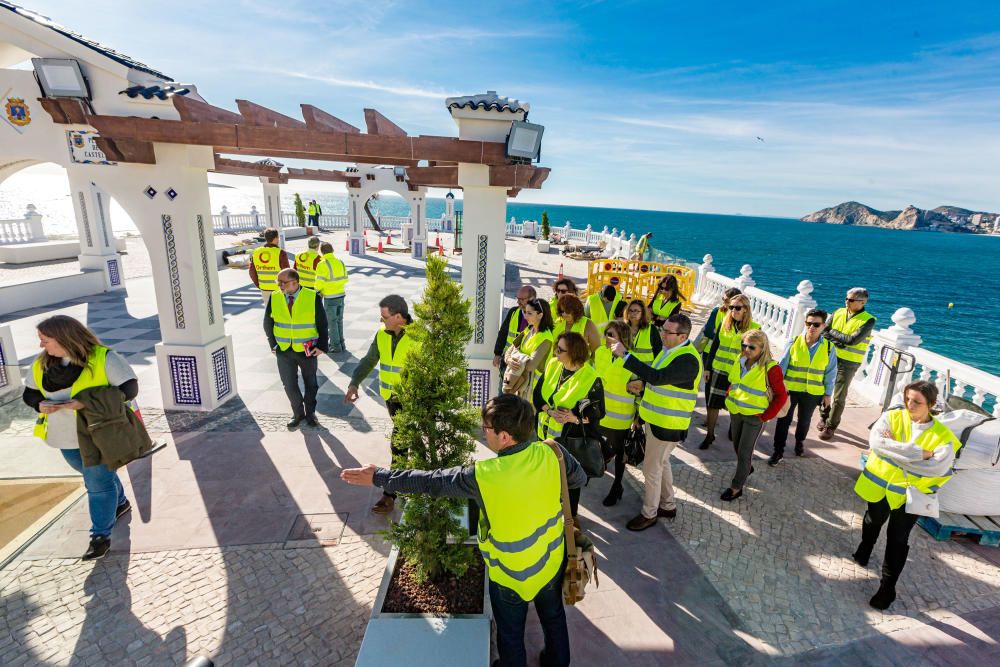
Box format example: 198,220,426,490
315,241,349,353
341,394,584,666
345,295,418,515
264,268,328,429
295,236,323,290
819,287,877,441
307,199,321,226
493,285,536,391
769,308,838,465
584,284,625,331
250,227,290,304
609,313,701,531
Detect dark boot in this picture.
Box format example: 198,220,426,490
853,509,882,567
870,545,909,610
602,483,623,507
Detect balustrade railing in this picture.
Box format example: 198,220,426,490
504,218,637,260
0,205,46,244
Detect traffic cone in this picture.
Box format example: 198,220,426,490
438,239,444,256
558,263,564,280
345,237,349,251
386,233,392,246
378,237,384,253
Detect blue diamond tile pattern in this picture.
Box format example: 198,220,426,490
212,347,231,400
145,185,157,199
168,355,201,405
107,258,121,287
467,368,490,407
474,235,488,344
166,187,178,200
161,214,185,329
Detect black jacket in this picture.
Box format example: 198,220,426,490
263,289,329,353
624,343,701,442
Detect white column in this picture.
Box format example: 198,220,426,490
347,188,365,256
784,279,816,346
0,324,22,400
25,204,45,241
735,264,756,291
694,254,715,303
410,191,427,260
66,169,125,291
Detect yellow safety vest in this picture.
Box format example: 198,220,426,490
505,307,525,347
295,250,321,289
830,308,875,364
32,346,109,440
316,252,348,297
549,297,559,320
631,325,655,364
726,359,775,416
519,329,554,383
594,347,636,430
785,335,831,396
376,327,419,400
251,246,282,292
552,316,590,340
711,321,761,375
475,442,564,601
854,409,962,510
536,358,599,440
586,294,622,331
637,341,701,431
271,289,319,352
650,295,680,320
307,202,318,216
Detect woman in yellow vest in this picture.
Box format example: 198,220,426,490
534,332,605,518
552,294,601,359
647,274,685,328
853,380,962,610
505,298,555,399
701,293,759,450
22,316,140,561
722,329,787,501
623,299,661,365
595,321,640,506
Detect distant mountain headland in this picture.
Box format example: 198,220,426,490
801,202,999,234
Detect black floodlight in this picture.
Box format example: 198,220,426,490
505,120,544,163
32,58,90,99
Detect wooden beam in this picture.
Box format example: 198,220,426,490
507,188,521,198
364,108,407,137
37,97,89,124
405,166,458,187
212,155,283,177
236,100,306,129
174,96,243,123
285,167,361,188
301,104,360,133
93,137,156,164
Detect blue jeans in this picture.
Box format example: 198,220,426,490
60,448,126,538
323,296,345,351
489,566,570,667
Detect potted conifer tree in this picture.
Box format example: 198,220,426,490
538,210,551,253
356,254,491,665
293,193,307,228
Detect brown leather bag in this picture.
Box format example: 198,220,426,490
544,439,599,605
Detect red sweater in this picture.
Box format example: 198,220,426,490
726,365,788,422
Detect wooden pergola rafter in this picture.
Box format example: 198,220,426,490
38,96,549,196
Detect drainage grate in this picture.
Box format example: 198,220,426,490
284,512,348,548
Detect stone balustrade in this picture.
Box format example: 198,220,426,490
0,204,46,244
505,218,636,259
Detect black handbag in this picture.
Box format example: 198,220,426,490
624,425,646,467
559,399,607,478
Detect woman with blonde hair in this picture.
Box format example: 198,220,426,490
721,329,787,501
700,293,759,449
22,315,140,560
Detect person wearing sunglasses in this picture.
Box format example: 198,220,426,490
701,293,759,450
535,332,605,519
722,329,787,501
623,298,660,365
549,277,578,320
552,294,601,359
647,275,684,328
505,298,555,399
819,287,876,442
595,321,641,506
769,309,837,466
609,313,702,531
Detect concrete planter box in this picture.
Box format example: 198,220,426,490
537,240,550,253
355,545,491,666
305,225,318,236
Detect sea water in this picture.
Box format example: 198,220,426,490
2,178,997,375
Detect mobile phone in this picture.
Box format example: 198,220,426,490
303,339,315,355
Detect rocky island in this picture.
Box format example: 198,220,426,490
801,202,999,234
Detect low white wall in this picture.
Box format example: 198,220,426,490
0,271,107,317
0,239,127,265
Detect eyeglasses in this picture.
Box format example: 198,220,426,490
845,297,863,302
805,322,824,328
741,344,758,351
277,279,295,285
604,332,616,339
661,329,684,336
555,346,568,354
555,289,570,294
729,306,744,312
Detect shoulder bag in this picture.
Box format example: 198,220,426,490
624,423,646,466
903,470,940,518
559,398,607,478
544,439,599,605
764,366,791,419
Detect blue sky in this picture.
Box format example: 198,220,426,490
21,0,1000,216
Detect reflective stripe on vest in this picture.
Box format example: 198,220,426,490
271,289,319,352
830,308,875,364
537,358,599,440
594,347,636,430
631,325,655,364
725,360,775,416
316,253,348,297
651,296,679,320
587,294,621,330
252,246,282,292
711,321,760,375
376,327,418,400
31,346,110,440
785,335,830,395
505,307,525,346
854,409,962,509
552,316,589,340
638,341,701,430
475,442,564,601
295,250,320,289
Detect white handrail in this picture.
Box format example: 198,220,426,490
910,347,1000,417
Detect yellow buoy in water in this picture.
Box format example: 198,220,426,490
948,303,954,309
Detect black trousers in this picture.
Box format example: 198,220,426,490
862,498,919,552
276,348,318,418
384,398,405,498
599,425,628,490
772,391,822,455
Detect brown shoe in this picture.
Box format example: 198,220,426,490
372,495,395,514
626,514,658,531
657,507,677,520
818,427,835,442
